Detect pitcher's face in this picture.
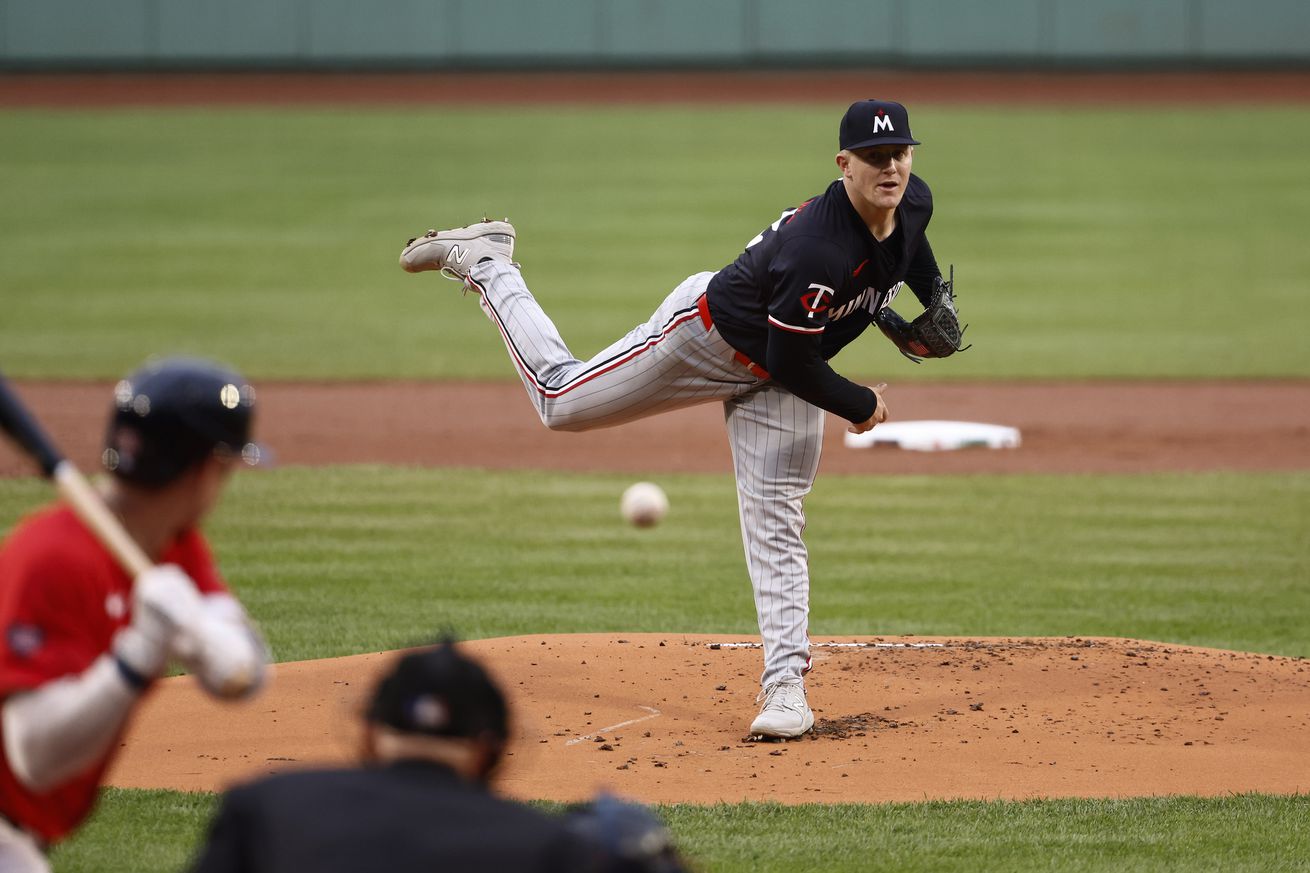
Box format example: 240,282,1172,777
839,145,913,211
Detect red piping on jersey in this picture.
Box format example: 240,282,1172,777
473,273,706,399
767,315,824,335
784,197,815,224
697,294,770,380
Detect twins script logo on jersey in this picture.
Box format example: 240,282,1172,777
822,281,906,322
865,281,904,315
826,289,871,322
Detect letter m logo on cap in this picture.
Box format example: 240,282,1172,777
872,110,894,134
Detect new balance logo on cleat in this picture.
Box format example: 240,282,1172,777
398,220,517,281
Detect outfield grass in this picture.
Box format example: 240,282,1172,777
52,790,1310,873
4,97,1308,873
2,105,1310,381
2,466,1305,660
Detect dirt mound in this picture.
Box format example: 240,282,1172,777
107,634,1310,803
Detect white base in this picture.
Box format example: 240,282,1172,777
843,420,1021,452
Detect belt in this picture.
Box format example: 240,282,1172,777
696,294,770,380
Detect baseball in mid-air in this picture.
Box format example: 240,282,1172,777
620,481,669,528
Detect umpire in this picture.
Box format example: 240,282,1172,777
189,641,603,872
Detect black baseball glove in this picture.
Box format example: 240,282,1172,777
874,267,970,363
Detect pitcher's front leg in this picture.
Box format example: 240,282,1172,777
725,384,824,737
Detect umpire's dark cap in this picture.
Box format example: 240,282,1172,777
103,357,269,487
368,641,510,741
839,99,921,150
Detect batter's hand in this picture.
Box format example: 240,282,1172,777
174,595,269,700
114,564,206,685
848,383,889,434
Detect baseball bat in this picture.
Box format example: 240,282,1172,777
0,373,152,578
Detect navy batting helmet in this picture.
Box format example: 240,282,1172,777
102,357,265,487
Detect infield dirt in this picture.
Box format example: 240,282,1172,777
4,379,1310,478
109,634,1310,804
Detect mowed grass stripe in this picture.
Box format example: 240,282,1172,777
2,106,1309,380
52,790,1310,873
1,467,1305,660
660,795,1310,873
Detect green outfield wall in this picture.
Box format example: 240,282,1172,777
1,0,1307,68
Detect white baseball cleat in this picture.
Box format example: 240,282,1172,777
399,219,516,280
749,679,814,738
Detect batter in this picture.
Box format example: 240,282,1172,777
0,359,268,869
400,99,947,738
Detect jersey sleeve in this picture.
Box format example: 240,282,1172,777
0,547,107,696
899,175,940,307
762,238,878,423
904,235,943,307
765,328,877,424
764,238,846,335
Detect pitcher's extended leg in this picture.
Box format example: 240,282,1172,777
469,262,743,430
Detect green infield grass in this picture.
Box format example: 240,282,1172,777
1,466,1305,660
2,105,1309,381
51,790,1310,873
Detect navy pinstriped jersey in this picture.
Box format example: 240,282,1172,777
705,176,940,423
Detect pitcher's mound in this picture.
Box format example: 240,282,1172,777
108,634,1310,804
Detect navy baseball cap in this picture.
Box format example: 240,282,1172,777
839,99,920,150
367,641,510,741
103,357,268,487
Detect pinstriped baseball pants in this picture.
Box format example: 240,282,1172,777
469,262,822,689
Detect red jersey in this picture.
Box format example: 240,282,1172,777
0,503,228,842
